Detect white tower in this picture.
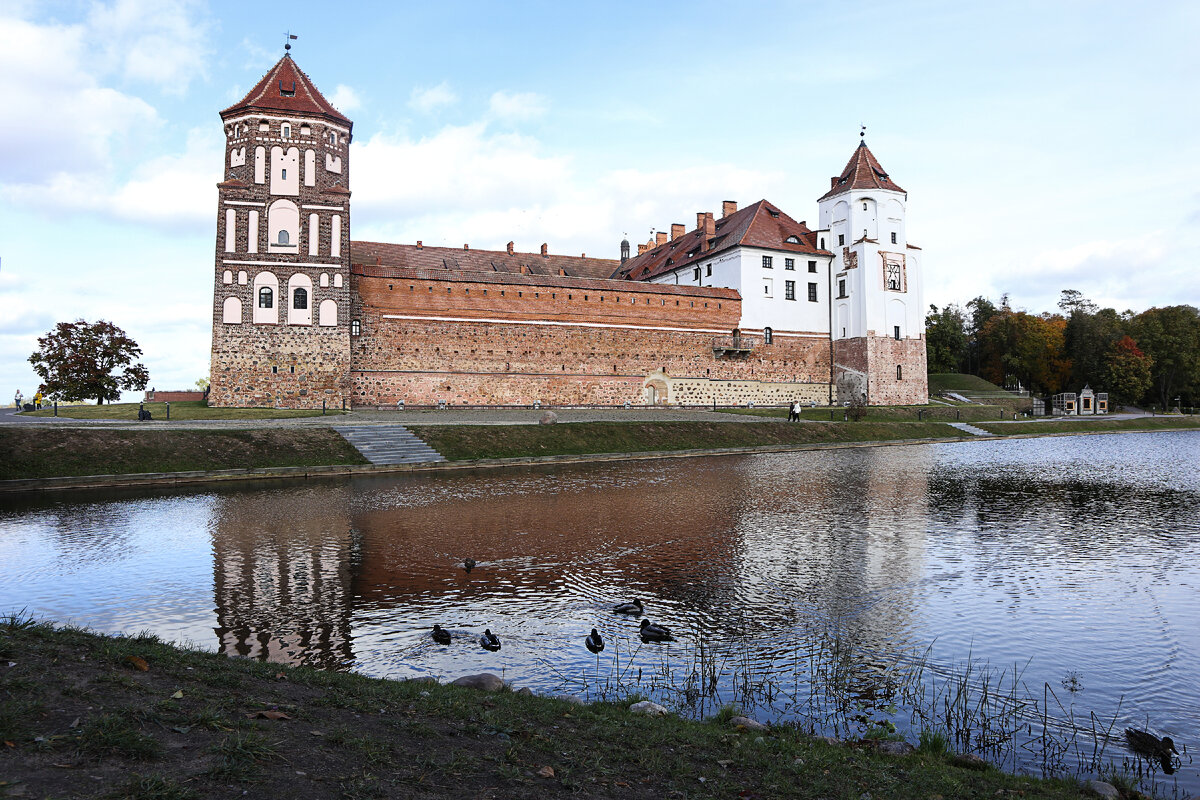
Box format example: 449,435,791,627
818,134,927,405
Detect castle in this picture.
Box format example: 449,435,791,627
209,54,927,409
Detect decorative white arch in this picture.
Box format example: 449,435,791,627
318,299,338,327
268,200,299,253
222,296,242,324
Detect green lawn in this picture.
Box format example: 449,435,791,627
20,400,345,420
412,420,972,461
721,404,1008,422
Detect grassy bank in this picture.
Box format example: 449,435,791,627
0,618,1093,800
974,416,1200,436
721,404,1009,422
0,428,367,480
412,420,971,460
20,400,342,420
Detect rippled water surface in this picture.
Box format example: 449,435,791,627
2,431,1198,792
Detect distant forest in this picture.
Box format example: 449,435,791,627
925,290,1200,409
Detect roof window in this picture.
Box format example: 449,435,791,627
785,235,800,244
768,208,780,218
279,81,296,98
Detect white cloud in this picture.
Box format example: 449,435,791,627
409,82,458,114
3,128,220,233
0,16,160,183
86,0,210,93
488,90,547,123
329,84,362,113
351,119,777,260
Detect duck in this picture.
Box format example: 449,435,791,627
463,558,476,573
585,628,605,653
612,599,643,615
1124,728,1179,774
639,618,675,642
479,629,501,652
431,624,451,645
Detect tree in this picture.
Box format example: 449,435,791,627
925,304,968,373
28,319,150,404
977,309,1070,395
1130,305,1200,409
1103,336,1152,406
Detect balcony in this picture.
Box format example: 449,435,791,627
712,335,758,358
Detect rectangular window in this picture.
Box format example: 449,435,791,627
891,231,897,244
785,280,795,300
785,258,795,270
894,325,901,340
838,279,847,298
763,279,773,297
705,264,712,276
838,234,845,246
693,267,701,281
808,282,818,302
762,255,773,269
808,260,817,273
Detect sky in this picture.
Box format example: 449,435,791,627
2,0,1198,400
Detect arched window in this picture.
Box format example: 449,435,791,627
764,326,773,345
287,273,313,325
896,365,903,380
222,269,233,284
351,319,361,336
267,199,299,252
278,229,289,245
252,272,278,324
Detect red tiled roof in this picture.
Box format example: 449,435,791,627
216,178,250,189
818,140,904,201
351,241,620,281
221,55,352,127
351,263,739,299
610,200,831,283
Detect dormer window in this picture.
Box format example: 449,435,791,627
785,235,800,244
279,81,296,97
282,124,290,138
768,209,780,218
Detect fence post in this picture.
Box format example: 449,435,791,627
54,402,58,417
956,409,960,420
918,409,923,421
166,402,170,420
322,400,326,415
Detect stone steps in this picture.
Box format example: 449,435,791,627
948,421,992,436
332,425,446,465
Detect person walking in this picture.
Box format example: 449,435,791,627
14,389,23,410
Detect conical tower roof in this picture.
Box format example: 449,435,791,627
221,54,352,127
819,139,904,201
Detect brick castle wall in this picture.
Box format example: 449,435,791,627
835,336,927,405
347,269,833,406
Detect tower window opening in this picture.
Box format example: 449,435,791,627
293,287,308,310
891,231,897,244
281,168,287,180
278,230,289,245
258,287,274,308
894,325,901,340
897,365,903,380
764,327,773,344
282,124,290,138
351,319,361,336
838,234,845,246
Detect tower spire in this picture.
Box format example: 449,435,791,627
859,123,866,146
284,32,297,55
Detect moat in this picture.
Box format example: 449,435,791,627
2,431,1197,793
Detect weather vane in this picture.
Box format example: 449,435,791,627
284,31,298,53
860,124,866,140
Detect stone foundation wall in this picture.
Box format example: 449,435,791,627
210,322,351,408
834,336,927,405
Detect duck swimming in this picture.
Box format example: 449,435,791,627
639,618,674,642
613,599,643,615
479,629,501,652
585,628,605,653
431,624,451,645
463,558,476,573
1124,728,1179,774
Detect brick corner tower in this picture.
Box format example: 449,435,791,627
209,50,354,408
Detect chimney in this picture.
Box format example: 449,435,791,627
375,256,381,265
670,223,685,240
696,212,705,231
637,243,647,255
540,243,548,257
722,200,737,218
656,231,668,247
506,241,514,255
704,212,715,236
416,240,423,249
581,252,586,258
464,243,470,250
830,177,838,189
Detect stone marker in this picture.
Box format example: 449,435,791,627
1084,780,1119,799
729,716,768,731
539,410,558,425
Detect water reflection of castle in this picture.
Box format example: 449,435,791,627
208,454,929,669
